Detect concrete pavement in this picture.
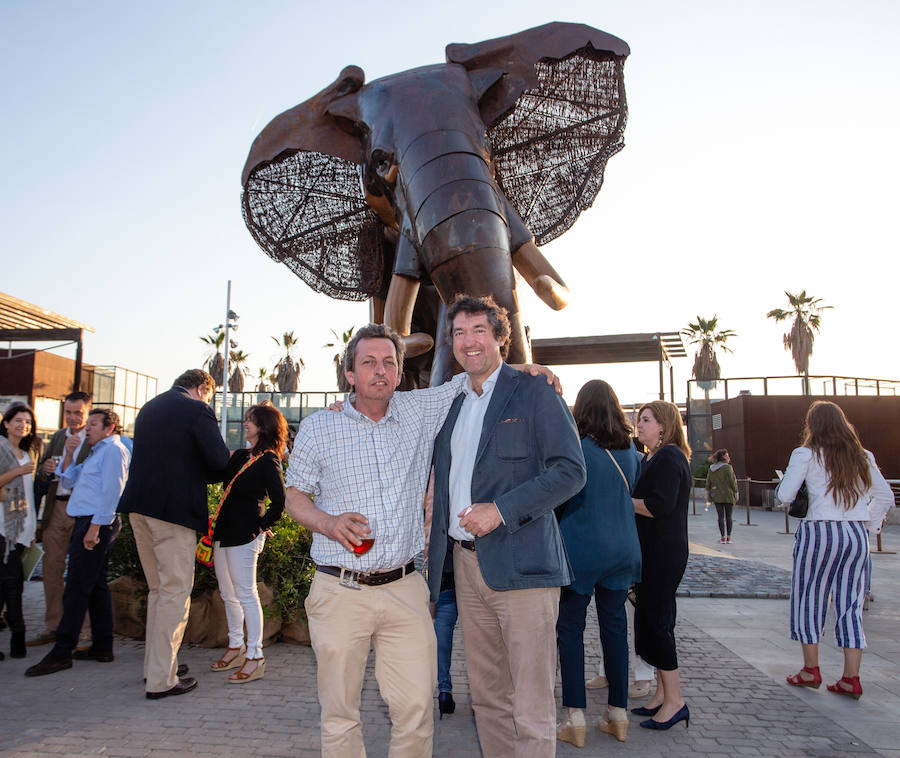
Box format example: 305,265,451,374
1,506,897,757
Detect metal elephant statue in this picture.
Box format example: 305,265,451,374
241,21,629,384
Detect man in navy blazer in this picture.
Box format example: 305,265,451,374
118,369,229,699
426,296,585,758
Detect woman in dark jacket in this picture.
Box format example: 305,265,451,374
210,402,287,683
556,381,641,746
706,449,738,543
631,401,692,731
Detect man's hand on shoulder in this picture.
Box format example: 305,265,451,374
510,363,562,395
458,502,503,537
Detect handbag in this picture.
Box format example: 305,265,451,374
788,482,809,519
196,452,264,567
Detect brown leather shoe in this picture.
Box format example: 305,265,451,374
72,648,114,663
146,677,198,700
25,653,73,677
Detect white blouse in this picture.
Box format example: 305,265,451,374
776,446,894,531
0,451,37,546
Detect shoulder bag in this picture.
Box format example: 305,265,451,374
196,452,264,567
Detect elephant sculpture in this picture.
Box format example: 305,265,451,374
241,21,629,384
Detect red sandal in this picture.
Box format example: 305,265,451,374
786,666,822,688
826,676,862,700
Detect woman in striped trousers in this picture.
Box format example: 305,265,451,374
777,401,893,699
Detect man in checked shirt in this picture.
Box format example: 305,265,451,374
285,323,556,758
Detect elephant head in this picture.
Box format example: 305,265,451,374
242,22,629,379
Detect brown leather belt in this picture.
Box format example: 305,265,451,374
317,560,416,587
453,539,476,551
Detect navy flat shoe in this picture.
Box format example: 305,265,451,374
631,704,661,717
640,703,689,730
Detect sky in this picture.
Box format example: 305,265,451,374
3,0,898,406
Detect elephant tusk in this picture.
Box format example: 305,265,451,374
511,240,570,310
383,273,435,358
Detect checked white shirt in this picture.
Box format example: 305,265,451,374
286,374,466,572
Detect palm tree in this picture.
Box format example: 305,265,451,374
680,315,736,390
255,367,270,392
325,326,355,392
766,290,832,394
271,331,305,392
228,349,250,393
199,332,225,387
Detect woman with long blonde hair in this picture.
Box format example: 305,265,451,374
778,401,893,699
630,401,692,731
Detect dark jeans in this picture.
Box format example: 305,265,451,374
51,515,121,658
434,588,458,693
0,537,25,635
715,502,734,537
557,585,629,709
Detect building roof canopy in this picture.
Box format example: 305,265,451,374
531,332,687,366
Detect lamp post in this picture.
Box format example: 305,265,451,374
216,280,240,441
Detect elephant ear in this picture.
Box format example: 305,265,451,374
447,22,630,246
241,67,386,301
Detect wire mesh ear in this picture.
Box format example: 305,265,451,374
488,48,627,245
241,150,385,301
448,22,629,246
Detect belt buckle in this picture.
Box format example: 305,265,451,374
338,567,363,591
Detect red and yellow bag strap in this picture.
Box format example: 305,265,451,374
207,451,266,538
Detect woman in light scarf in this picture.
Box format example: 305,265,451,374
0,404,42,660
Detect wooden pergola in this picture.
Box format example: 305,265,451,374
0,291,94,391
531,332,687,401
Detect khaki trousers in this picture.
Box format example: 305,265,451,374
454,544,560,758
130,513,196,692
305,569,436,758
41,499,75,632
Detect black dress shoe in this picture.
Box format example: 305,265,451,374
438,691,456,719
631,704,661,717
72,648,114,663
25,653,73,677
146,676,198,700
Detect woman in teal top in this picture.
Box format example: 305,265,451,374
556,381,641,746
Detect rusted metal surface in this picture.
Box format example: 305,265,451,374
242,21,629,381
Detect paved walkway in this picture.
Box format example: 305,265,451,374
1,507,897,757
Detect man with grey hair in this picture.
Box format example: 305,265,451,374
286,323,557,758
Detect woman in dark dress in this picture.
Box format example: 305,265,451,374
631,401,692,731
210,402,287,683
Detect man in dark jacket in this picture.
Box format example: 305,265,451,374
118,369,229,699
29,391,92,647
427,296,585,758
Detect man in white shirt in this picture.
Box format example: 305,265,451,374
29,391,92,647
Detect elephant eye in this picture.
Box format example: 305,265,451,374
372,150,395,177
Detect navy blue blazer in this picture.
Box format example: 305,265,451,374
118,386,230,532
426,363,586,601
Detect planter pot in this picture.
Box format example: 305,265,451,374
111,578,283,648
280,618,311,646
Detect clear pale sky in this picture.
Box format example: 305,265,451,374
3,0,897,405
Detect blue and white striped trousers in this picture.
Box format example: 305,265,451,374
790,520,869,649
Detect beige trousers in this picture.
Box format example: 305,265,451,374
454,544,560,758
41,499,75,632
130,513,196,692
305,569,436,758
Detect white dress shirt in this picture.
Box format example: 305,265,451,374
776,446,894,531
448,363,503,541
55,427,86,497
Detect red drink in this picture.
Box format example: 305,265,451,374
353,538,375,555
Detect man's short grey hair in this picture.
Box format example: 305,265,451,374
343,324,405,376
